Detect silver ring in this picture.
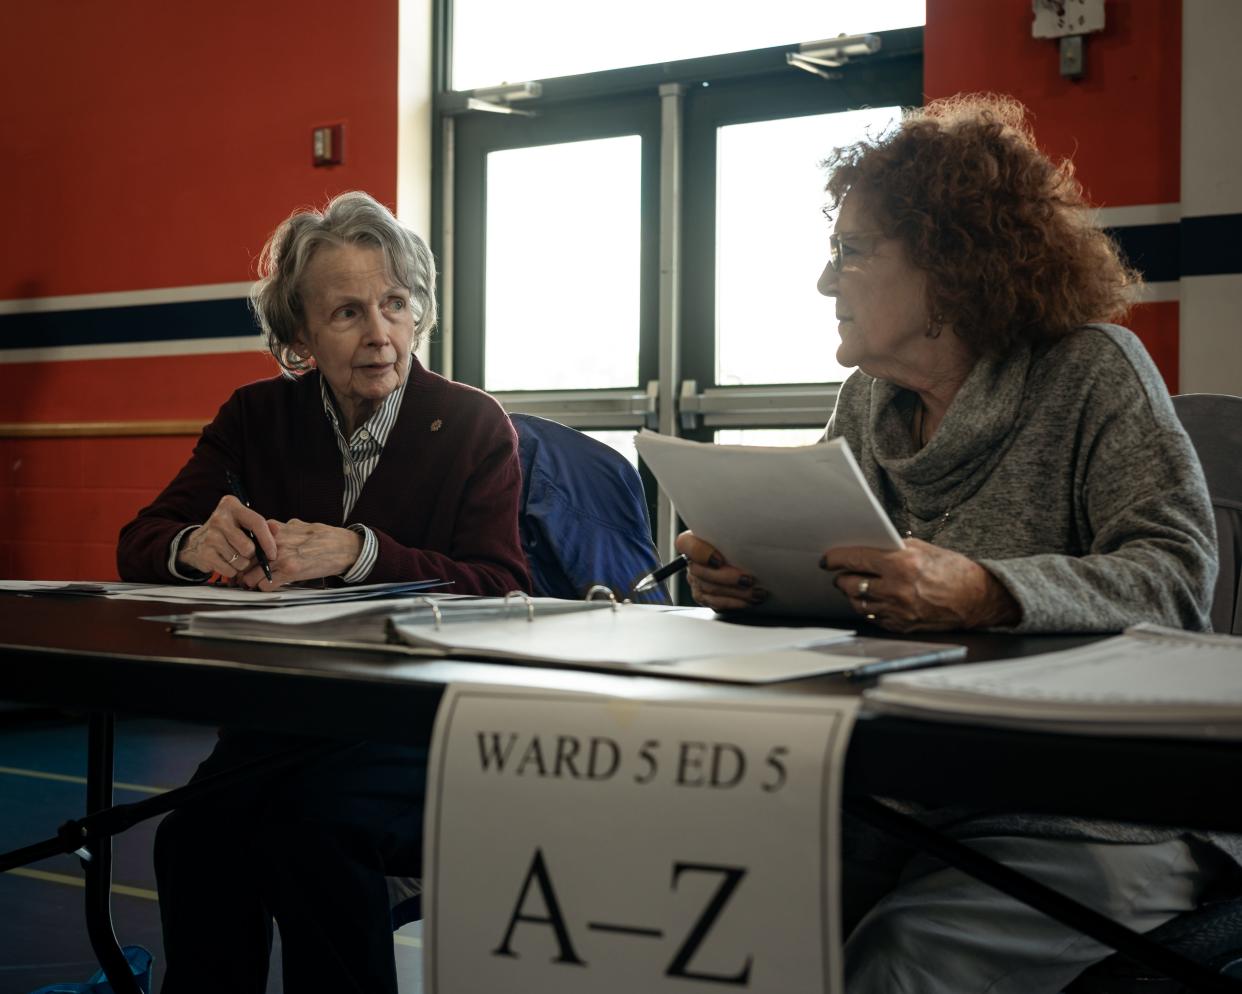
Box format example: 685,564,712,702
865,612,877,622
858,577,871,597
860,596,868,612
228,552,240,565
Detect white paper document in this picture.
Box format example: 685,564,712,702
178,594,624,643
0,580,151,595
389,605,854,670
424,683,859,993
175,598,859,683
864,624,1242,737
110,579,446,605
634,432,902,620
0,578,446,605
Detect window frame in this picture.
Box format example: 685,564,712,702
428,11,923,558
449,95,663,392
679,51,924,436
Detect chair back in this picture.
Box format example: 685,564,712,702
1172,393,1242,634
511,413,665,603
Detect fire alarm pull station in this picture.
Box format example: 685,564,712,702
312,125,344,166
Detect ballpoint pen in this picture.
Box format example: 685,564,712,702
631,554,690,596
225,470,274,582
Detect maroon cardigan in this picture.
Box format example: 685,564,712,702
117,359,531,595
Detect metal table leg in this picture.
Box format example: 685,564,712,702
82,711,143,994
0,722,358,990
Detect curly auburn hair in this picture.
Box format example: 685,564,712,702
824,93,1140,357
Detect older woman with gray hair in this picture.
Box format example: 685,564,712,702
118,191,529,993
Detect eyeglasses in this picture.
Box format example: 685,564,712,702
828,231,884,273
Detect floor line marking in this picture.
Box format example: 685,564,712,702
5,867,158,901
7,867,424,949
0,765,167,794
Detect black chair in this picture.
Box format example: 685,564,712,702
1067,392,1242,992
1172,393,1242,634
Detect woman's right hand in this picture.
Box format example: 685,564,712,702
674,530,767,611
176,495,278,581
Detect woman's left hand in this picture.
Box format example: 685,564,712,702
236,519,363,590
822,538,1020,631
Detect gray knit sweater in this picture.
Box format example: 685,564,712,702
827,324,1218,634
829,325,1234,855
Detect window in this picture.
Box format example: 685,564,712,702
432,5,923,558
715,108,902,387
483,136,643,391
451,0,924,89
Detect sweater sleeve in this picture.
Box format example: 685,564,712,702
115,395,242,583
981,356,1218,633
366,411,531,595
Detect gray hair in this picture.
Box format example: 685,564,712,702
250,191,437,373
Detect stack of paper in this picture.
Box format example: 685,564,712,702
175,595,866,683
386,605,853,669
863,625,1242,738
0,578,446,605
179,594,623,645
633,432,902,620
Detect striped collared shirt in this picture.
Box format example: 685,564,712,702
319,372,410,583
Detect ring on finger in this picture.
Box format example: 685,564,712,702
860,596,869,612
228,552,240,565
858,577,871,598
865,612,877,622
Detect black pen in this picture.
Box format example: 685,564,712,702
631,554,690,595
225,470,273,582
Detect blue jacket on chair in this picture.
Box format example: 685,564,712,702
388,415,667,931
511,413,666,603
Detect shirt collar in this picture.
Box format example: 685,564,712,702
318,371,408,450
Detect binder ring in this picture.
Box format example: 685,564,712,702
585,585,619,612
505,589,536,622
416,596,443,630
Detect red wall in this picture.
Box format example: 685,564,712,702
3,1,399,299
925,0,1182,389
0,0,399,579
0,0,1183,580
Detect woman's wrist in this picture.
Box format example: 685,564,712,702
970,568,1021,628
173,526,208,576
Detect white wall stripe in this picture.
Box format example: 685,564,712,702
0,336,265,364
1180,2,1242,393
1130,280,1180,304
1181,273,1242,394
0,281,255,315
1183,2,1242,218
1087,203,1181,228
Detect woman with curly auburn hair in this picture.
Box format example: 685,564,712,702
676,94,1232,991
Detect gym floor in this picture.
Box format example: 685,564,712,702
0,709,423,993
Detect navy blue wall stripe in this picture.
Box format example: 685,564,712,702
1181,214,1242,278
1,213,1239,353
1106,223,1180,284
1096,212,1242,284
0,297,255,352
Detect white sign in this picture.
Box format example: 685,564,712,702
423,685,859,993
